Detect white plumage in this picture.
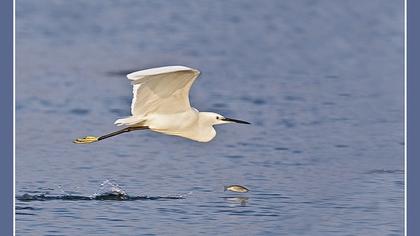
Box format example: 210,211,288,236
75,66,249,144
114,66,199,127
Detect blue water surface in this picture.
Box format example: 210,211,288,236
16,1,404,235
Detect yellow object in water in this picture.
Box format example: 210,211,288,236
224,185,249,193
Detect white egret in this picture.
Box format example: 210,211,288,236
74,66,250,144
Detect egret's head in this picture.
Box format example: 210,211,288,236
202,112,250,126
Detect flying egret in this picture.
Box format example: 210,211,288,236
74,66,250,144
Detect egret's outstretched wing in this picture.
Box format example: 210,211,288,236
127,66,200,116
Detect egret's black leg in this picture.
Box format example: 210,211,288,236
97,126,148,140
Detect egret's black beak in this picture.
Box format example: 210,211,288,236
221,117,251,124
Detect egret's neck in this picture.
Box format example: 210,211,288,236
186,112,215,142
198,112,217,126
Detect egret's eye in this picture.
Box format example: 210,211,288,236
216,116,220,119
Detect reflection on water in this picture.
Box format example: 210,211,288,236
223,196,249,206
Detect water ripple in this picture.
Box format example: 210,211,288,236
16,193,184,202
365,169,404,175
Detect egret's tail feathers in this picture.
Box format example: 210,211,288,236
114,116,144,126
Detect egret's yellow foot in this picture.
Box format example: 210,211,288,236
73,136,99,144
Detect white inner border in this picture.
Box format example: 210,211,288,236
404,0,407,235
13,0,16,233
12,1,408,235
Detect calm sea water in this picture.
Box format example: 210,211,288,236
16,1,404,235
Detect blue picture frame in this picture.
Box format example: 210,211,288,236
2,0,415,235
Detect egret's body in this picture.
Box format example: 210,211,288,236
124,110,216,142
74,66,249,144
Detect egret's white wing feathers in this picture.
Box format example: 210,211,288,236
127,66,200,116
127,66,195,81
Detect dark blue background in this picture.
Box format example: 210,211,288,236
0,0,13,235
407,0,419,235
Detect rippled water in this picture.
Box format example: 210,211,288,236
16,0,404,235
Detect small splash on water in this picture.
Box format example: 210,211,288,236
16,193,185,202
16,180,185,202
91,179,128,198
